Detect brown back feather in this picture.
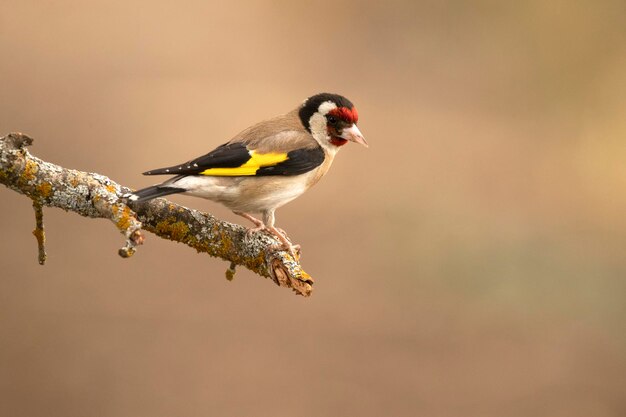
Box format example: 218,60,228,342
228,108,317,153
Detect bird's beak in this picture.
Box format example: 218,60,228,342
340,124,368,147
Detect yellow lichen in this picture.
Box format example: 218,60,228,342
252,253,266,269
114,205,133,231
219,231,233,253
155,217,191,242
147,216,271,276
106,184,116,193
21,159,38,182
37,182,53,198
300,270,313,283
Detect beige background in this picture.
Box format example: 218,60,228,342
1,1,625,416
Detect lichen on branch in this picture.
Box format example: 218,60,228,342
0,132,313,296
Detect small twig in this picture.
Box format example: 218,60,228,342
225,262,237,281
118,229,145,258
31,200,47,265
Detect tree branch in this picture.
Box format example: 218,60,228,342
0,133,313,296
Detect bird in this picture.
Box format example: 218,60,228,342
126,93,367,255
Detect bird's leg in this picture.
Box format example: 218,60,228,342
233,211,265,234
273,227,288,238
259,212,288,239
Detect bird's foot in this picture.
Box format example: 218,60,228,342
245,224,266,237
234,211,266,238
242,225,299,256
270,242,301,259
235,211,300,257
266,226,301,258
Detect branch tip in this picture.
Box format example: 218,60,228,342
225,262,237,281
118,229,144,258
6,132,34,149
118,246,136,258
269,256,314,297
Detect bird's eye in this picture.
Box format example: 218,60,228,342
327,115,338,125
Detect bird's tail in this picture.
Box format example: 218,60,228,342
125,185,184,203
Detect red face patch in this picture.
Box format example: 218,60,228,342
328,106,358,124
329,137,348,147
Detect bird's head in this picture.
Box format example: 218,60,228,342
299,93,368,151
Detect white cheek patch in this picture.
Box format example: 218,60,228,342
308,113,328,141
318,100,337,116
308,100,338,149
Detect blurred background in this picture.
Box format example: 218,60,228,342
1,1,625,416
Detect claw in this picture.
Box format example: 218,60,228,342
246,224,266,237
269,243,300,258
267,226,300,258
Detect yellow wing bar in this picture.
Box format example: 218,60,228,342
200,151,289,176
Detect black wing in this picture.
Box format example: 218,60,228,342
143,143,251,175
143,143,325,177
256,147,325,176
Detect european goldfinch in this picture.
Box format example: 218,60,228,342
128,93,367,254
